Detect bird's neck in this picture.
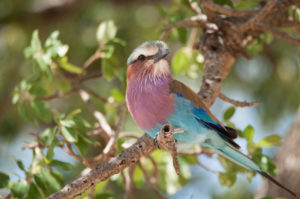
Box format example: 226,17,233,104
127,63,172,90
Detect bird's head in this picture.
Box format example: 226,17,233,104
127,41,170,77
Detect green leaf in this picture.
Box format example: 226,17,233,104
75,136,88,155
96,20,117,43
50,170,65,187
101,57,117,80
223,106,235,120
11,179,28,198
94,192,114,199
12,89,20,104
31,30,42,52
29,84,46,97
247,140,257,155
46,139,58,162
36,53,53,79
66,109,82,119
49,160,73,170
172,49,190,74
40,127,56,146
26,183,43,199
102,45,115,59
218,172,236,187
0,172,10,188
244,125,254,141
257,135,282,147
31,100,51,123
58,57,83,74
60,119,76,128
18,101,34,122
110,89,124,103
40,168,61,194
61,127,78,142
16,160,26,172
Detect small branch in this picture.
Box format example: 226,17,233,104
238,0,277,32
197,160,218,173
79,89,113,136
155,124,184,175
80,85,108,103
256,23,300,46
47,134,156,199
38,88,78,101
119,132,141,139
87,186,95,199
292,9,300,35
200,0,258,17
219,93,261,107
188,0,202,15
138,162,167,199
62,142,93,168
122,168,134,199
159,15,207,40
79,73,102,82
148,156,160,183
47,125,187,199
83,50,104,69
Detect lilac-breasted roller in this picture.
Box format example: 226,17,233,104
125,41,295,196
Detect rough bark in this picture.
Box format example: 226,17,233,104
255,107,300,199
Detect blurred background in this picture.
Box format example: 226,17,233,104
0,0,299,198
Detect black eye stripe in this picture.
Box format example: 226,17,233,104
138,54,146,61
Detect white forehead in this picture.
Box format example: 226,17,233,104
127,41,168,66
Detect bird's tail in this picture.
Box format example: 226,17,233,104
217,144,296,197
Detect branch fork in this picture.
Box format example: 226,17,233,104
155,124,184,175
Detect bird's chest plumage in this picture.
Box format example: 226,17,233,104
126,76,175,132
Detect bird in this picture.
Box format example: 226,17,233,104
125,40,296,197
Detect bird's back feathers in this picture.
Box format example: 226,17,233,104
169,80,239,147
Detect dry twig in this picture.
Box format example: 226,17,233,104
219,93,261,107
138,161,167,199
238,0,277,32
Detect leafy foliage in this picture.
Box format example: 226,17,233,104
0,0,293,198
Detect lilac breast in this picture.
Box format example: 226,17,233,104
126,75,175,131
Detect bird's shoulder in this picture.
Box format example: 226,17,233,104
168,79,219,122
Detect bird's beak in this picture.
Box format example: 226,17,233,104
153,48,169,63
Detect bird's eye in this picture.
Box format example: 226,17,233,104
137,54,146,61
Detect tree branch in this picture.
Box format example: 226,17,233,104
219,93,261,107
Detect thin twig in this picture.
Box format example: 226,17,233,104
62,142,92,168
159,15,207,40
148,156,160,183
292,9,300,35
79,73,102,82
219,93,261,107
80,85,108,103
188,0,202,15
83,50,104,69
138,162,167,199
87,186,95,199
255,23,300,46
197,160,218,173
122,168,134,199
200,0,258,17
38,88,78,101
119,132,141,139
4,193,11,199
239,0,277,32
